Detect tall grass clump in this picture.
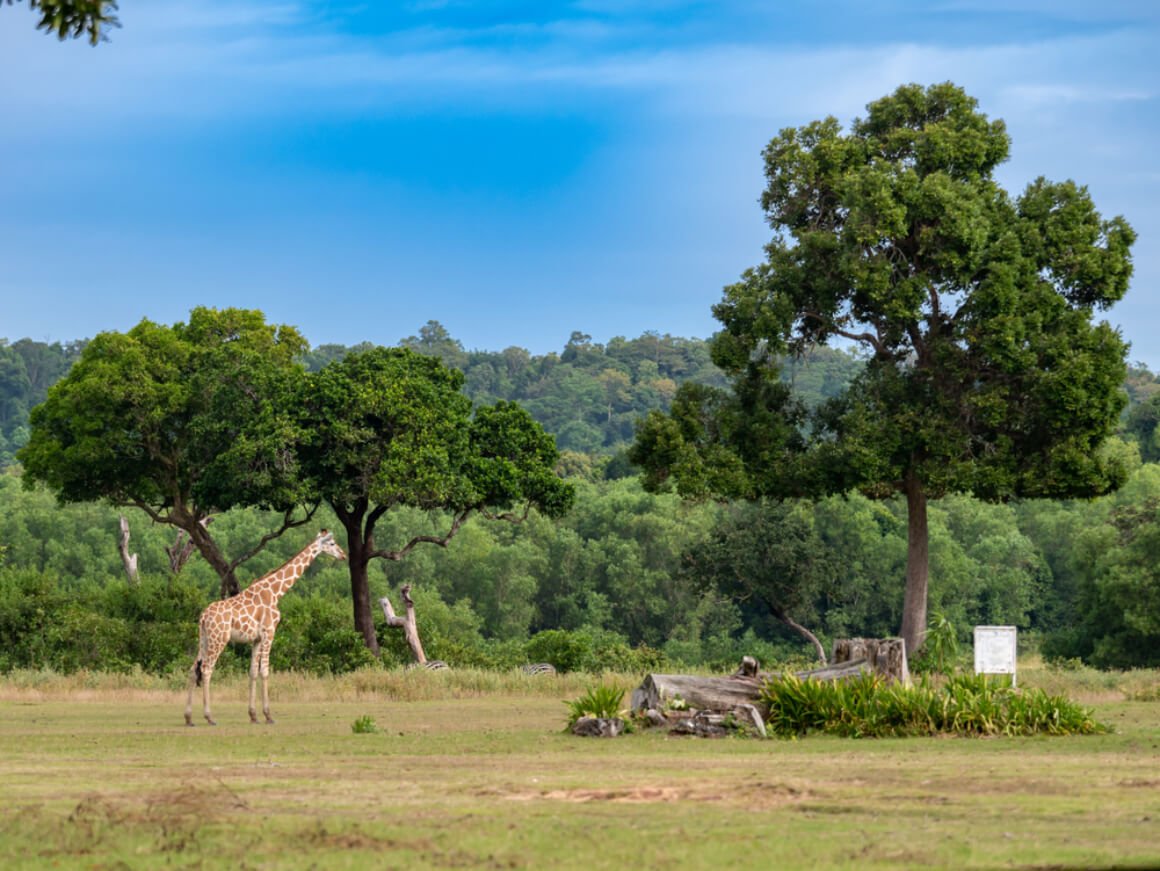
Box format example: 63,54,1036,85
760,672,1107,738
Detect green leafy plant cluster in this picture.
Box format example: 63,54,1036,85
350,715,378,734
911,611,963,676
564,683,626,727
526,628,666,674
760,672,1107,738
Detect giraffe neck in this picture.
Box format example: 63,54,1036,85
253,540,322,600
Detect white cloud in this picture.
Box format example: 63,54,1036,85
2,0,1155,136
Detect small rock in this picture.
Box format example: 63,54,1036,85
571,717,624,738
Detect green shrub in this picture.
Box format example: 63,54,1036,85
45,606,135,673
911,612,961,676
351,715,378,734
0,569,67,671
564,683,626,727
272,594,378,674
526,629,593,673
759,671,1107,738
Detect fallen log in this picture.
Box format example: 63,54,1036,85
630,657,874,713
631,639,908,717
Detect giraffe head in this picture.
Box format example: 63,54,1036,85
316,529,347,561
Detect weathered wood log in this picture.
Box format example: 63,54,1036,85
117,515,139,585
632,640,907,718
630,673,764,714
631,659,875,713
379,584,429,665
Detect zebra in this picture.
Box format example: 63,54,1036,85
520,662,557,676
404,659,450,671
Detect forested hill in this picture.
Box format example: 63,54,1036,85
3,320,1160,468
0,322,864,468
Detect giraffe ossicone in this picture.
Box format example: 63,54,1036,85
184,529,346,726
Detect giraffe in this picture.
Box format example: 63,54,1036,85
185,529,346,726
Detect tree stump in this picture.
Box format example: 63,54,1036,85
831,637,909,683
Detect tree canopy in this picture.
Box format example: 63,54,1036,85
18,308,313,597
633,82,1136,656
3,0,118,44
298,347,575,653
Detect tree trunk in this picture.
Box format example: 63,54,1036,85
379,584,428,664
900,470,929,658
185,516,240,598
167,516,213,576
117,515,139,585
340,518,381,656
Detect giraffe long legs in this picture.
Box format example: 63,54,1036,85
184,658,218,725
184,660,198,726
248,642,262,724
199,661,218,726
255,636,275,724
185,630,222,726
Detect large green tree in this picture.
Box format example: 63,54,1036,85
685,500,836,663
298,347,574,653
634,82,1135,656
19,308,313,597
3,0,118,44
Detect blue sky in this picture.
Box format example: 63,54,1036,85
1,1,1157,365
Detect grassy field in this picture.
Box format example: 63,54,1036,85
0,666,1157,870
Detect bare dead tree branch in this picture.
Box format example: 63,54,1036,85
379,583,428,664
117,515,139,585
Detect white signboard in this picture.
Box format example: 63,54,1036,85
974,625,1017,686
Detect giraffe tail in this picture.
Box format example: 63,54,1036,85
194,658,204,687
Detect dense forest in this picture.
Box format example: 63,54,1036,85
1,322,1159,676
1,323,863,470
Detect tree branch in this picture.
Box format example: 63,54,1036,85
127,498,173,526
227,502,320,571
370,508,474,561
802,310,886,355
479,502,533,524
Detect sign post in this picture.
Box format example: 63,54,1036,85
973,625,1017,687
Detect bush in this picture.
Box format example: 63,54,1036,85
911,611,962,676
0,569,65,671
759,672,1107,738
351,715,378,734
46,606,135,673
525,629,593,673
526,627,669,674
564,684,627,727
272,594,379,674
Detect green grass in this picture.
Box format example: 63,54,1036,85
0,668,1158,869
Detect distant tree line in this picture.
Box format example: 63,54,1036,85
3,457,1159,674
2,319,1159,673
0,324,867,471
